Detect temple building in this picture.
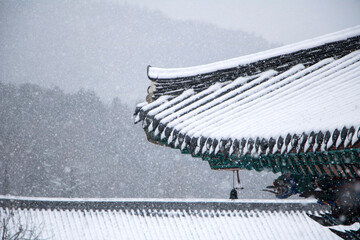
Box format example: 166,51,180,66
134,26,360,239
135,26,360,177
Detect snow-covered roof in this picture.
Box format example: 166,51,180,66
1,196,356,240
148,26,360,80
135,26,360,174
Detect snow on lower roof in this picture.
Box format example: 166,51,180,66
148,25,360,79
1,196,356,240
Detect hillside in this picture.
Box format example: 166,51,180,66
0,82,278,198
0,0,277,106
0,1,279,199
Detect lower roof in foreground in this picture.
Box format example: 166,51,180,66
1,196,359,240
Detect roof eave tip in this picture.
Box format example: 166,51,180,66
147,65,151,77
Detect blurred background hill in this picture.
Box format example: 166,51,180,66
0,0,280,199
0,0,276,106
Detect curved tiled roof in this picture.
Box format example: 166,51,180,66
148,27,360,99
1,196,354,240
135,26,360,175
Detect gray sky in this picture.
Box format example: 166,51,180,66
128,0,360,44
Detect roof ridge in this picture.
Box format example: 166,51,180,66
0,196,325,212
0,195,316,203
148,25,360,80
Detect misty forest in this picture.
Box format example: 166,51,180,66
0,1,279,199
0,82,279,199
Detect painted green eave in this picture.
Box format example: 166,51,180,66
147,131,360,177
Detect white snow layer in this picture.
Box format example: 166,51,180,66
1,197,356,240
142,51,360,151
202,52,360,140
148,25,360,79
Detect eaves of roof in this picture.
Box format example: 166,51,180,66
135,26,360,175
